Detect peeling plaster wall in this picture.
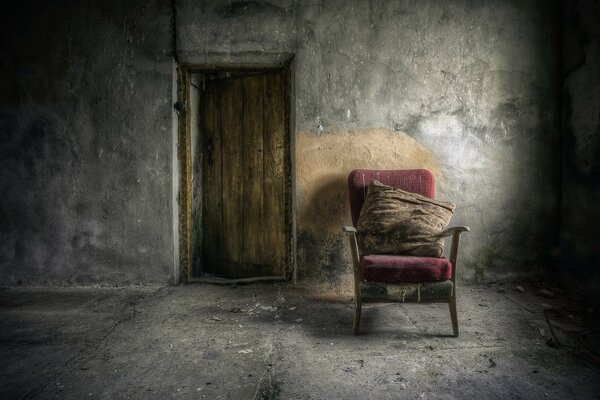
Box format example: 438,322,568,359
178,0,561,285
561,0,600,294
0,0,175,285
0,0,563,286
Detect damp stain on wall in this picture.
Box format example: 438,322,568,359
295,127,442,283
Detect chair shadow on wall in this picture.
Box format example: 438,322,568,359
299,173,350,235
298,173,355,284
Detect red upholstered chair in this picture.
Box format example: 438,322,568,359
343,169,469,336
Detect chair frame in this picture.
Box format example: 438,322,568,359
343,174,469,336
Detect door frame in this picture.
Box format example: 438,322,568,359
175,61,295,283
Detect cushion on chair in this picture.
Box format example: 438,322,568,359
357,180,455,257
361,254,452,283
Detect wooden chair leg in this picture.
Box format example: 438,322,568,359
353,298,362,335
449,296,459,337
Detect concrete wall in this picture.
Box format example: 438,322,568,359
0,0,176,285
561,0,600,294
1,0,564,286
178,0,561,284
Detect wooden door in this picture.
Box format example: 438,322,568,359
200,70,288,278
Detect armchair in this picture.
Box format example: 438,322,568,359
343,169,469,336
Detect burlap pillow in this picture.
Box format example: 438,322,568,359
356,180,455,257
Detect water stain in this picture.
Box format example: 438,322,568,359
295,127,442,282
296,127,442,236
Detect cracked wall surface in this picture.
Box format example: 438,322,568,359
178,0,561,284
1,0,565,285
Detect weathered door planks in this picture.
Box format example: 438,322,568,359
200,70,287,278
242,75,265,267
262,71,286,277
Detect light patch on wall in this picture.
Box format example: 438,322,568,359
296,128,441,235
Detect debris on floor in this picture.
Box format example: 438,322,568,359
538,327,546,337
537,289,555,298
1,283,599,399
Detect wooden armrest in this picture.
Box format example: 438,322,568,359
343,226,357,233
441,226,469,283
439,226,470,237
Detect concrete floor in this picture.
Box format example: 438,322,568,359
1,283,599,400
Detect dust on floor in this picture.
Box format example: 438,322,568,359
0,282,598,399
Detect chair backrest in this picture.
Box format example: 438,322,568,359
348,169,436,226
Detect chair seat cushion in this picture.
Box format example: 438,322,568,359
361,254,452,283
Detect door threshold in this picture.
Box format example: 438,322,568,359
189,276,287,285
